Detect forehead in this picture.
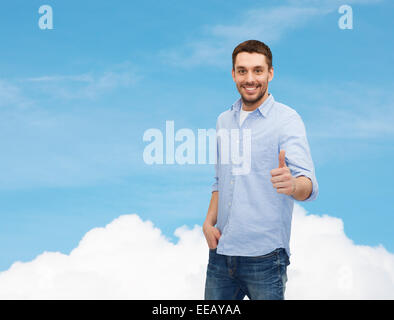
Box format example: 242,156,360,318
234,52,268,69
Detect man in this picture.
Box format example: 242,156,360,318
203,40,318,300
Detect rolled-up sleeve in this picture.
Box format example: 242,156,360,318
279,112,319,202
212,170,218,192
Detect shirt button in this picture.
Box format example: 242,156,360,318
230,180,233,184
228,202,231,206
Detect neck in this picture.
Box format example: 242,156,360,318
242,91,270,111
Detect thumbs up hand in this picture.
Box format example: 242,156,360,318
270,150,297,196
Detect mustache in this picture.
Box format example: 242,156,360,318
241,83,261,87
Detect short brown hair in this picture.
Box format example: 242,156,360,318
232,40,273,70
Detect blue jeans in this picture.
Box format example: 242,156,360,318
204,247,290,300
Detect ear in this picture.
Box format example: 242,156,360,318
231,68,236,82
268,66,274,82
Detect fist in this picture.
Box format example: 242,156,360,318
270,150,296,196
203,223,221,249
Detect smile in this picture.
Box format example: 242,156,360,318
243,86,258,93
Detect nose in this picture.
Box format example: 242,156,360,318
245,71,255,84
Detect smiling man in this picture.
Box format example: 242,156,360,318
203,40,319,300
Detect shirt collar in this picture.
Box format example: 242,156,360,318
231,94,275,118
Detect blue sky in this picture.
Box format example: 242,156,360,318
0,0,393,271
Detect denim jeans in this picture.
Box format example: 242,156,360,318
204,247,290,300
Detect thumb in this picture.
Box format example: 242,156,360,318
278,150,286,168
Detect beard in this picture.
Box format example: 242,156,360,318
238,80,268,106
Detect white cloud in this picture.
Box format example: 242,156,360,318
0,62,142,190
288,205,394,299
0,79,32,109
20,62,140,100
160,5,324,68
210,6,323,43
275,79,394,140
160,0,383,68
25,74,94,83
287,0,382,6
0,214,207,299
0,105,143,190
0,204,393,299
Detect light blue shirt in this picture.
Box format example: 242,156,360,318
212,94,318,257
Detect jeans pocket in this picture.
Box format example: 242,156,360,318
276,251,289,297
249,248,279,260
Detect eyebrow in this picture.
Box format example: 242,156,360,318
236,66,264,70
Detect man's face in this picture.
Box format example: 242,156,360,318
232,52,274,106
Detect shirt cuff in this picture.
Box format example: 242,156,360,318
212,181,218,193
294,172,318,202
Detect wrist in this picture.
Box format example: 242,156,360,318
290,178,297,196
203,219,215,231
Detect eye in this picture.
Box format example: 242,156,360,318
238,69,246,75
255,69,263,74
